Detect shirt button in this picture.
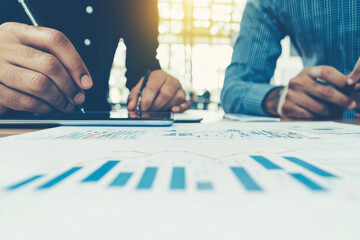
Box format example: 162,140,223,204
86,6,94,14
84,38,91,46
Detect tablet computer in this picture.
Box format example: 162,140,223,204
0,111,174,127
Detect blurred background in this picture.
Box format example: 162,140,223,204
108,0,304,110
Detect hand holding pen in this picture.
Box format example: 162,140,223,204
128,70,190,113
0,0,91,116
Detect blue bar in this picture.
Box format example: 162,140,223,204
197,182,213,190
290,173,326,191
38,167,81,189
137,167,158,189
110,172,133,187
230,167,262,191
251,156,282,170
7,175,43,190
284,157,336,178
82,161,119,182
170,167,185,190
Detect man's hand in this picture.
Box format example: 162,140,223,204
263,66,357,119
127,70,190,113
0,22,93,115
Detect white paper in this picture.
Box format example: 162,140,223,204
1,121,360,240
224,113,281,122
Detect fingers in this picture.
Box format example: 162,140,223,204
279,101,314,119
172,101,191,113
127,71,188,113
309,66,348,88
0,83,53,114
289,72,355,110
0,64,74,113
305,82,355,109
3,44,84,107
127,77,143,111
163,89,190,113
1,22,93,90
140,71,166,111
286,90,330,116
148,76,181,111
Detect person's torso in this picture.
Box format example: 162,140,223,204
0,0,132,110
275,0,360,74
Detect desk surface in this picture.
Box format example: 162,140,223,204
0,128,43,138
1,115,359,138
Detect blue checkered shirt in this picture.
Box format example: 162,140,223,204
221,0,360,116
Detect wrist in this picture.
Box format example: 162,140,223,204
262,87,284,117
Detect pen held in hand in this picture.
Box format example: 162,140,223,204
17,0,86,114
137,70,152,114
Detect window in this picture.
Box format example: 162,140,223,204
108,0,303,107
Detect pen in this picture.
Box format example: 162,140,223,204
137,69,152,114
17,0,86,115
316,57,360,95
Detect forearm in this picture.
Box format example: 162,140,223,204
221,73,279,116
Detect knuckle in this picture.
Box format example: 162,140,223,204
281,103,292,115
36,104,53,114
53,94,67,109
288,78,301,89
176,90,186,100
142,100,152,110
0,22,17,31
18,46,34,59
152,70,166,78
41,55,61,75
20,97,38,111
319,67,330,78
46,30,68,46
146,81,160,92
340,97,351,106
160,88,174,100
316,104,326,113
284,90,294,101
319,86,334,99
28,73,51,94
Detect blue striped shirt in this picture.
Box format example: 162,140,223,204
221,0,360,116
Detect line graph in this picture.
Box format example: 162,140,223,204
75,149,297,165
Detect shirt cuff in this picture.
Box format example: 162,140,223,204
222,81,278,116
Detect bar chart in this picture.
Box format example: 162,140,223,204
5,155,337,193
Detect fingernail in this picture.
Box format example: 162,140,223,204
347,78,354,85
81,75,93,89
65,103,74,113
348,101,357,110
74,92,85,104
